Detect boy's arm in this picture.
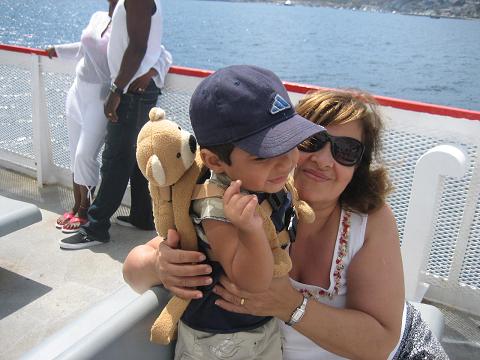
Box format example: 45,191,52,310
202,180,274,292
203,219,273,293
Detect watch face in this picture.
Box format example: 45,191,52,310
110,83,122,95
292,310,303,322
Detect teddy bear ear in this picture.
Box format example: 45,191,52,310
149,107,166,122
147,154,167,186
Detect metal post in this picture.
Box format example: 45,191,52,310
31,54,55,186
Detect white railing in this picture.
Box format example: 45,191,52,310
1,44,480,315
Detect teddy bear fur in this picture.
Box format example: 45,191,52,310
136,107,315,345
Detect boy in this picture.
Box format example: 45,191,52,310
175,65,323,359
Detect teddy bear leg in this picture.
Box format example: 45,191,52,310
150,296,191,344
272,248,292,278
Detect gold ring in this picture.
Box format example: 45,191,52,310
240,298,245,306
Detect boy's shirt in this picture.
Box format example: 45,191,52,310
181,172,295,333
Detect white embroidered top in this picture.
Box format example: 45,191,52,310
280,210,406,360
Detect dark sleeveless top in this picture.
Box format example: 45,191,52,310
181,172,297,333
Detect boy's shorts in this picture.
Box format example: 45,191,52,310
174,318,282,360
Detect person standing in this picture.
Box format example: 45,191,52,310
60,0,172,249
49,0,118,234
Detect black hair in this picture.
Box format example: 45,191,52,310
201,143,235,165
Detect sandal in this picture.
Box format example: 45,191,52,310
56,212,75,229
61,216,88,234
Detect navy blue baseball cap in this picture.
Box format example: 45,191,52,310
189,65,325,158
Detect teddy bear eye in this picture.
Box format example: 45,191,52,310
177,126,181,130
176,152,181,158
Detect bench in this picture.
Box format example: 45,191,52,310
0,195,42,237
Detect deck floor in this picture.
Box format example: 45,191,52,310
0,167,479,359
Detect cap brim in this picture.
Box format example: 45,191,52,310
234,114,325,158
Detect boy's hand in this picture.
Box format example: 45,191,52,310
223,180,263,233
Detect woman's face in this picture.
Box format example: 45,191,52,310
294,120,363,208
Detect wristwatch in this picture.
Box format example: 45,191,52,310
109,82,123,96
286,295,308,326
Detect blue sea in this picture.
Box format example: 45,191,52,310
1,0,479,110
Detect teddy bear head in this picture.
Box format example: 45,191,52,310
136,107,198,188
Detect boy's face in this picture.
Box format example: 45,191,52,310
221,147,299,193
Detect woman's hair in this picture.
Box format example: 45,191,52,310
296,89,392,213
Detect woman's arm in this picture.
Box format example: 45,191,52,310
215,205,405,360
46,42,82,60
122,229,212,297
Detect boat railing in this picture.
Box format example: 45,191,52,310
1,43,480,316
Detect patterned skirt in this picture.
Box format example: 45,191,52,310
393,302,449,359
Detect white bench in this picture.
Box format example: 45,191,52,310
0,195,42,237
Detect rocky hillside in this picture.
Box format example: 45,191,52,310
308,0,480,19
226,0,480,19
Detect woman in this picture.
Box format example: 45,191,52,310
123,89,447,359
48,0,169,233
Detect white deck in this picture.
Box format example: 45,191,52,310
0,169,157,359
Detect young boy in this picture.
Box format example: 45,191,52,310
175,65,323,359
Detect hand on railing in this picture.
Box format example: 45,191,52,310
45,47,57,59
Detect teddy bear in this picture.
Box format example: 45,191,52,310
136,107,315,345
136,107,206,345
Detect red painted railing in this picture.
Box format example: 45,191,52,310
1,43,479,121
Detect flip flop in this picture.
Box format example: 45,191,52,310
56,212,75,229
61,216,88,234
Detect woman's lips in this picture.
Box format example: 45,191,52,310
302,168,331,182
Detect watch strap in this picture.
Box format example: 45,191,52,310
110,82,123,96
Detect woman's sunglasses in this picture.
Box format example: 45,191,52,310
298,131,365,166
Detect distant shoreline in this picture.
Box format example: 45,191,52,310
204,0,479,20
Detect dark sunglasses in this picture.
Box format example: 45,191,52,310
298,131,365,166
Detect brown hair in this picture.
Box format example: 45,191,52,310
296,89,392,213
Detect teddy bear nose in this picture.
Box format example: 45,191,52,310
188,135,197,153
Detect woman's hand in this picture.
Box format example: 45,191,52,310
123,229,213,298
46,47,57,59
155,230,213,299
213,275,301,322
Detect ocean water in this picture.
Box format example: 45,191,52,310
0,0,479,110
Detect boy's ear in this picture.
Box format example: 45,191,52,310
200,149,227,173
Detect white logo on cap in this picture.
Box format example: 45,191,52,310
270,94,291,114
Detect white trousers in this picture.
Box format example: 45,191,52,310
65,78,108,187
